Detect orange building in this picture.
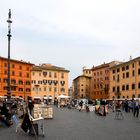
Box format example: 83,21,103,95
0,56,33,99
91,61,119,100
109,57,140,100
31,64,69,100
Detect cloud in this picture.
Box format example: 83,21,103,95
0,0,140,85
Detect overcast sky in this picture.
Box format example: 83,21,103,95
0,0,140,86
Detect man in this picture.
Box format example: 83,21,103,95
133,99,140,117
79,100,83,111
0,99,12,127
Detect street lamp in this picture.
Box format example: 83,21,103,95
7,9,12,100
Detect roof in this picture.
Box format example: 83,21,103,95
73,75,91,81
110,56,140,69
32,64,70,72
0,56,34,65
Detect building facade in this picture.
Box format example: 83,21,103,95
0,56,33,99
90,61,120,100
91,63,110,100
73,75,91,99
31,64,69,100
109,57,140,100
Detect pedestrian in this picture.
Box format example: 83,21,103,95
79,100,83,111
133,99,139,117
28,97,34,115
0,99,13,127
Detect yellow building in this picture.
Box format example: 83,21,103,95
109,57,140,100
31,63,69,100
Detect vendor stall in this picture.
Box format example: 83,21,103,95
57,95,71,108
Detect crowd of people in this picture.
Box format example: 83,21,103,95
111,98,140,117
0,96,140,129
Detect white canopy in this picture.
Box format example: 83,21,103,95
43,96,48,99
57,94,71,99
33,97,41,99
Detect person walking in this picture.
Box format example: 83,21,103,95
79,100,83,111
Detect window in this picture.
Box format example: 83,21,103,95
49,72,52,77
27,73,29,78
132,84,135,90
48,80,52,85
112,87,115,92
117,86,120,92
54,72,57,78
126,65,129,70
132,70,135,77
38,80,42,84
19,80,23,85
39,73,41,76
11,79,16,84
26,81,30,85
3,78,8,83
123,73,125,79
32,80,36,84
117,68,120,72
26,88,30,92
4,70,7,75
19,88,23,91
12,71,15,76
54,87,57,92
138,69,140,75
4,63,7,67
122,67,125,71
49,87,52,91
126,72,129,78
19,65,22,70
11,87,16,91
112,70,115,74
61,73,64,78
19,72,22,77
26,67,29,70
12,64,15,68
122,85,125,91
138,83,140,89
132,63,135,68
60,88,65,92
44,87,46,91
126,84,129,90
117,75,119,82
32,72,35,76
113,76,115,81
3,86,8,90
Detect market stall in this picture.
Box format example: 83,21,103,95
57,95,71,108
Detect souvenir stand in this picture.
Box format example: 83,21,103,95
33,104,53,119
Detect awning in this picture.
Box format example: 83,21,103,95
43,97,48,99
48,96,52,99
33,97,41,99
57,94,71,99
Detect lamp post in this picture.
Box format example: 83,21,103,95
7,9,12,101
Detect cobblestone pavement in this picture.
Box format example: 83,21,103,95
0,106,140,140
